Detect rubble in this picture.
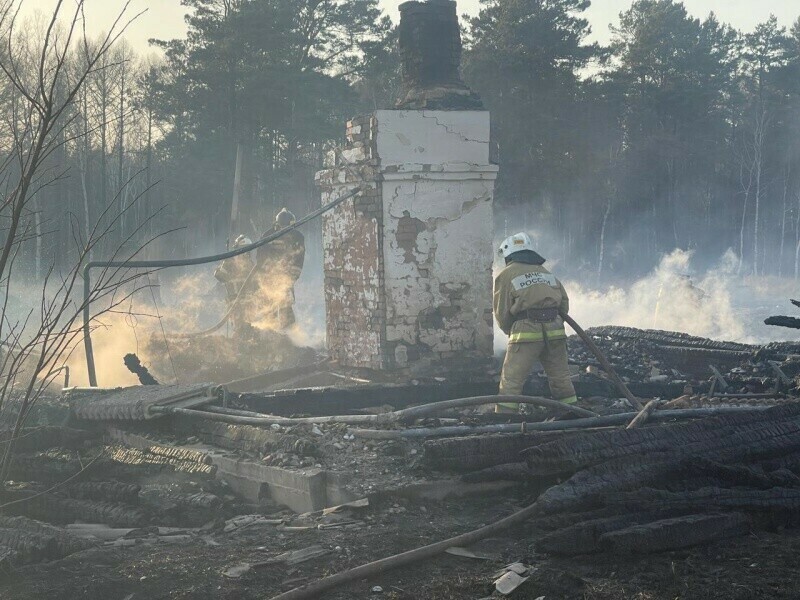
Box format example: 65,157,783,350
1,323,800,598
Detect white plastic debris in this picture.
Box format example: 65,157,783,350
223,514,283,533
495,571,529,595
505,562,529,575
224,563,252,579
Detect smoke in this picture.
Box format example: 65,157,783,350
288,274,327,350
63,252,328,387
566,249,747,341
65,313,143,388
63,270,227,387
493,248,800,353
567,248,800,344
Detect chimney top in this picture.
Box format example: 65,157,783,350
396,0,483,110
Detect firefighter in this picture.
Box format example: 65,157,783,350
494,232,577,413
214,235,255,333
255,208,305,330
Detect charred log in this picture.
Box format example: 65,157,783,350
6,454,85,483
123,353,160,385
0,528,59,564
536,509,711,555
585,327,753,353
3,492,148,528
684,458,793,490
63,481,141,504
0,428,96,453
609,486,800,513
532,422,800,515
599,513,750,554
0,516,94,557
105,446,216,476
424,432,576,473
524,403,800,476
139,489,222,527
461,462,532,483
766,316,800,330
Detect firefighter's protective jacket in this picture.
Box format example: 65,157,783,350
256,228,305,282
493,259,569,343
214,254,253,299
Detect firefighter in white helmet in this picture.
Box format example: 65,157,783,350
493,232,577,413
255,208,305,330
214,234,255,334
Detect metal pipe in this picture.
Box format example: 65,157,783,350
81,186,363,386
392,395,597,420
349,406,771,439
160,406,382,426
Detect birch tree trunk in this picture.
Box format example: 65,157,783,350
779,168,789,277
597,196,612,282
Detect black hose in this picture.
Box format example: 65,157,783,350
349,406,771,439
155,394,597,426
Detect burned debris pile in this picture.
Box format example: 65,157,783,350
528,402,800,555
425,402,800,557
1,325,800,578
0,424,239,567
564,326,799,397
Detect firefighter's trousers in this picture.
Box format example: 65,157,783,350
498,338,577,411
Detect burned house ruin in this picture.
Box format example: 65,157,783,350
317,0,497,374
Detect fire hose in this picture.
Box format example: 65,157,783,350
167,255,262,340
81,186,364,387
560,311,644,411
151,394,598,425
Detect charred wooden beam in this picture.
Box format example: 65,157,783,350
536,510,703,555
123,353,160,386
532,412,800,515
766,316,800,330
600,513,750,554
423,432,575,473
609,486,800,513
63,481,141,504
524,403,800,477
105,446,216,476
3,492,149,528
585,326,754,353
0,427,96,453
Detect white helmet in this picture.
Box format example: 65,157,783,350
498,232,534,258
234,235,253,248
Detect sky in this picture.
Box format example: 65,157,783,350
18,0,800,53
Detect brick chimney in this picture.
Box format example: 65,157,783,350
316,0,496,377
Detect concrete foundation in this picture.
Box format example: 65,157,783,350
104,423,515,515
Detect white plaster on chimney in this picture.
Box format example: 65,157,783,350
317,109,497,371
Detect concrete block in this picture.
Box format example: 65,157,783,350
212,455,326,514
